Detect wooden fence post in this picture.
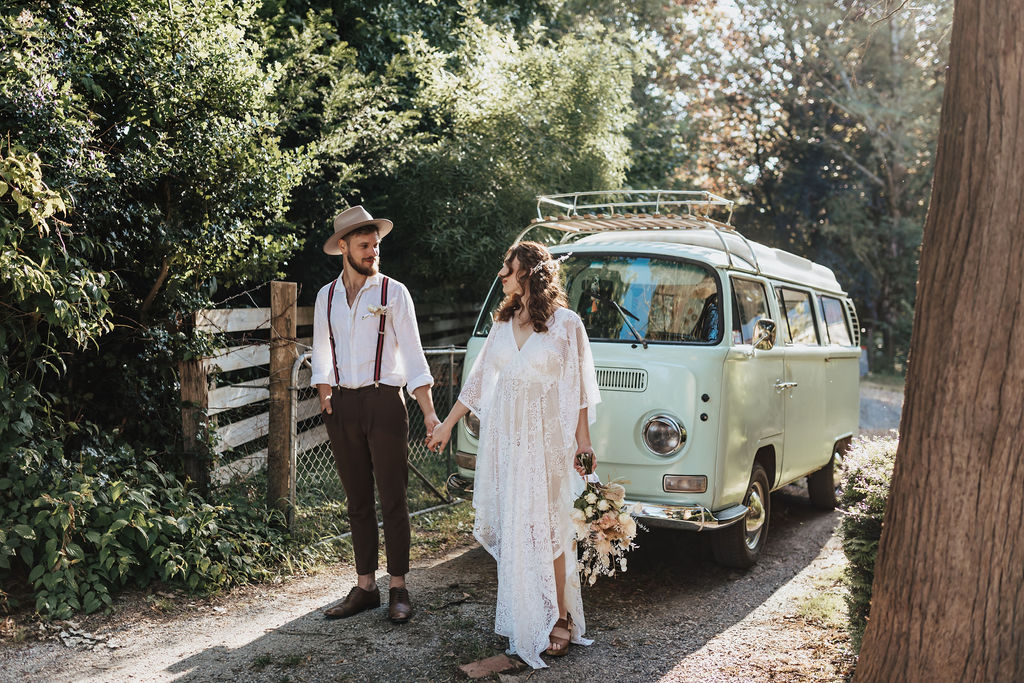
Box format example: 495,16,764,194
267,281,297,516
180,356,210,493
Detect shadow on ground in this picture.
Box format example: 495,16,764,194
157,488,838,682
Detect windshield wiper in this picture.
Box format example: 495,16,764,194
596,294,647,349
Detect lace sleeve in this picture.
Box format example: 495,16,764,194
458,322,501,419
569,311,601,422
556,309,601,444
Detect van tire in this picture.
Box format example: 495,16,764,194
711,463,770,569
807,454,837,510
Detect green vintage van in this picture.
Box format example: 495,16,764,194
446,191,860,567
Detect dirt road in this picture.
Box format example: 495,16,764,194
1,384,902,682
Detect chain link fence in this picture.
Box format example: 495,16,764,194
289,348,466,538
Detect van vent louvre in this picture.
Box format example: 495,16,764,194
844,299,861,347
595,367,648,392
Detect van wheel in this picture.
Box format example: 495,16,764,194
807,454,837,510
711,463,770,569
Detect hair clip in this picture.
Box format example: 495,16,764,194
530,252,572,274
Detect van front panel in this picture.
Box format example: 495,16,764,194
586,343,729,510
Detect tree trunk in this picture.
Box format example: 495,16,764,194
854,1,1024,680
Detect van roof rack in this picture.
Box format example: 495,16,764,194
541,188,731,221
514,189,760,273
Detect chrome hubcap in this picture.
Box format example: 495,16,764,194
744,483,766,550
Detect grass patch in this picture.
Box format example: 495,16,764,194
252,654,273,670
442,613,505,663
143,595,178,613
280,654,306,667
796,564,849,630
251,653,306,672
410,501,476,562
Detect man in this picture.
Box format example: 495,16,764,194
311,205,440,623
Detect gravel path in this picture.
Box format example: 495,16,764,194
1,384,903,682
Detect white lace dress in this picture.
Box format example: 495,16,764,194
459,307,601,669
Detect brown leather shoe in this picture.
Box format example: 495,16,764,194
388,586,413,623
324,586,380,619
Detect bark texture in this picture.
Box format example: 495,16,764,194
854,1,1024,680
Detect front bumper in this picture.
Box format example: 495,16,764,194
625,500,748,532
449,471,746,533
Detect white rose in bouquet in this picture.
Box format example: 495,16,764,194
585,492,598,505
597,499,610,511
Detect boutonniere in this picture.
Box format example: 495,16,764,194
362,304,391,319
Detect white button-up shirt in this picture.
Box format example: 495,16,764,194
310,273,433,395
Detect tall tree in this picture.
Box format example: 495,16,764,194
855,0,1024,678
685,1,950,372
1,0,302,464
380,10,644,297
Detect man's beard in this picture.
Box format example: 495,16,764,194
347,253,378,276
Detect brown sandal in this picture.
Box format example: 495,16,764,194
544,613,573,657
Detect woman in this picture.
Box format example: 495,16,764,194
427,241,601,669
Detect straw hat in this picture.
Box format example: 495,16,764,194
322,206,394,255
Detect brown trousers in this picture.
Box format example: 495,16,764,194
323,384,410,576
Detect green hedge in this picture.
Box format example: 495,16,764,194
838,434,898,651
0,443,314,619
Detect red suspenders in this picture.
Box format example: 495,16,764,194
325,277,390,388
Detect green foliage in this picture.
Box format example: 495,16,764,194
0,443,301,618
838,434,897,651
1,0,305,462
256,4,427,296
0,144,113,462
684,1,952,371
385,12,645,295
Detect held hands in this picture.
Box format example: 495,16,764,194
424,413,441,444
425,421,452,453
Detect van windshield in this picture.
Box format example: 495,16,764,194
474,254,722,344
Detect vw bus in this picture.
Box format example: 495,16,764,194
446,191,860,568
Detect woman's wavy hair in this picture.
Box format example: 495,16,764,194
495,241,568,333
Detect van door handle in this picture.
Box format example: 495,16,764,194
774,380,798,392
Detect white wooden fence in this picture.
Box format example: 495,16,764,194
178,281,479,506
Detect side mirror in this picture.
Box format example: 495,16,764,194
752,319,777,351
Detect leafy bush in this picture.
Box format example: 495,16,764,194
2,2,304,469
0,442,302,619
838,434,897,651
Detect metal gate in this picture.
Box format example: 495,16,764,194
289,347,466,535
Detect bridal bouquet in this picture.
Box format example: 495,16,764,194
571,452,639,586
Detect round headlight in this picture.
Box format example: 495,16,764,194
464,412,480,438
642,415,686,456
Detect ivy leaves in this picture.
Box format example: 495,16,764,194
0,454,296,619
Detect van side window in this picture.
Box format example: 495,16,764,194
777,287,820,345
820,296,853,346
731,278,771,345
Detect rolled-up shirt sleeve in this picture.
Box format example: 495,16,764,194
310,285,335,387
393,284,433,396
